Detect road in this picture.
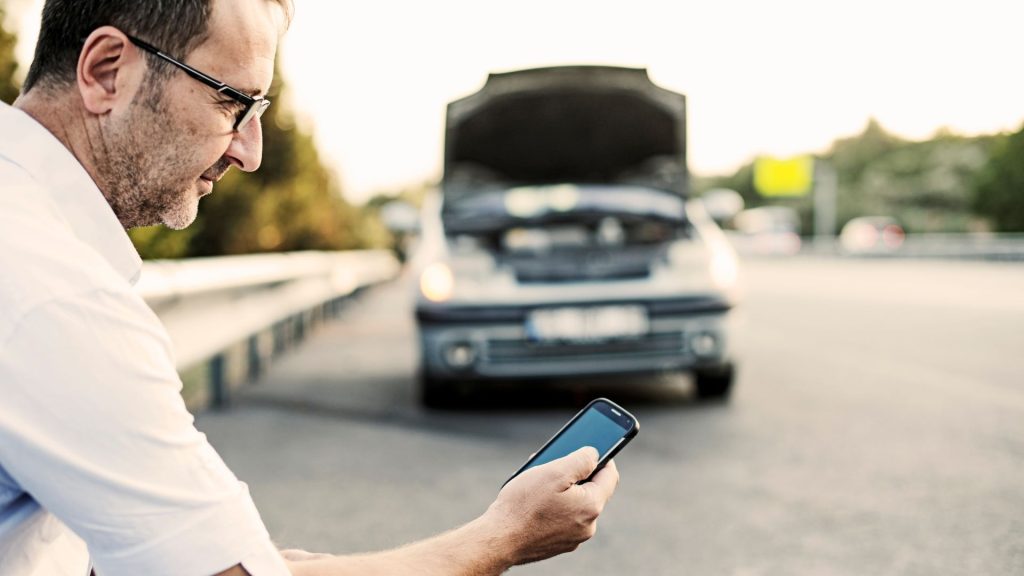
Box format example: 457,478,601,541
196,257,1024,575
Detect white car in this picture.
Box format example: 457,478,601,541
839,216,905,255
412,66,740,405
728,206,802,256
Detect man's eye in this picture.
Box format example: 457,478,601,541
219,100,244,113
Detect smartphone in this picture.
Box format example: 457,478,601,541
504,398,639,487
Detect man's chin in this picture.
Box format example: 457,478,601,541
160,201,200,230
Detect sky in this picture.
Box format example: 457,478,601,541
8,0,1024,203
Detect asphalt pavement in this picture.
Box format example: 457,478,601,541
196,256,1024,575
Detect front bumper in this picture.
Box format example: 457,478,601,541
417,296,734,380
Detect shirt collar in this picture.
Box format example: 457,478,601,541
0,102,143,285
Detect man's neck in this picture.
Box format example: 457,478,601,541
15,90,113,210
15,91,73,154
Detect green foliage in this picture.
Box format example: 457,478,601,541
830,127,994,233
129,62,385,259
972,124,1024,232
126,225,194,259
700,119,1002,234
828,118,906,185
0,5,20,104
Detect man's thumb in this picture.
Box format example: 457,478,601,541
564,446,600,483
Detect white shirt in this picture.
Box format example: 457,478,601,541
0,102,290,576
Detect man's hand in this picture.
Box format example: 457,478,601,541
274,448,620,576
484,446,620,565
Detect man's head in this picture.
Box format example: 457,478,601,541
20,0,292,230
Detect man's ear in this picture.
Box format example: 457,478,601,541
76,26,146,116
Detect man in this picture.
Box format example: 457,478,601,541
0,1,620,575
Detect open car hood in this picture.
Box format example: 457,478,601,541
443,66,689,205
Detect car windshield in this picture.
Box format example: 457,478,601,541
441,184,688,234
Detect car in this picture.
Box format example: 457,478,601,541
727,206,803,256
839,216,905,255
412,66,740,405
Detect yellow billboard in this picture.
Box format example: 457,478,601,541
754,155,815,197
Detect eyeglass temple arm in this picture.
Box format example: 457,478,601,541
127,34,255,104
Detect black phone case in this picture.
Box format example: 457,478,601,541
504,397,639,487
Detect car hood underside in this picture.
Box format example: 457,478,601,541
443,66,689,200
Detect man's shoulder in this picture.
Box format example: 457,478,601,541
0,162,60,231
0,165,136,338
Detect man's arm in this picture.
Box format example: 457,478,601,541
0,290,292,575
216,447,619,576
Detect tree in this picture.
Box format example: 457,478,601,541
847,133,992,232
973,124,1024,232
699,119,1000,234
0,4,20,104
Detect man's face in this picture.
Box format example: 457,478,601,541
104,0,282,230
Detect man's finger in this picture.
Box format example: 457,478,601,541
582,458,619,503
279,549,332,561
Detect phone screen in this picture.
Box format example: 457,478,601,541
509,399,638,484
528,408,629,469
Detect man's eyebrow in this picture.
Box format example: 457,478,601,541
217,87,264,99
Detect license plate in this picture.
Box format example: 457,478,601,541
526,305,649,342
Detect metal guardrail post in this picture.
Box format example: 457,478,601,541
274,320,287,355
209,354,227,410
247,335,262,382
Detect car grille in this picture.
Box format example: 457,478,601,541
484,331,685,366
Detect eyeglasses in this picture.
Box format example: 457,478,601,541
126,34,270,132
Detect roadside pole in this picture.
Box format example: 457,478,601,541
813,160,838,253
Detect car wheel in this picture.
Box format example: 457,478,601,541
694,364,735,400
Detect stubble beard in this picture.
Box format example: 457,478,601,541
101,88,205,230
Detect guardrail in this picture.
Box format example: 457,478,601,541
804,233,1024,261
890,233,1024,261
732,232,1024,261
135,250,400,410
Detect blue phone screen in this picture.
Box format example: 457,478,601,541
526,408,628,471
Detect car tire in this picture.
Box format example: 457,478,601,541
694,364,735,400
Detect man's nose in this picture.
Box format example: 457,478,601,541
225,117,264,172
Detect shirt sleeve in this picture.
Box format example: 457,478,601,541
0,288,290,576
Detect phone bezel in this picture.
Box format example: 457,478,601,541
504,397,639,487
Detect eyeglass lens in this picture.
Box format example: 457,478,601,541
235,99,271,131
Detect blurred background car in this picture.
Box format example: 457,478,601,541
411,66,740,406
727,206,803,256
839,216,906,255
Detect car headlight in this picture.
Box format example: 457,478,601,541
709,247,738,289
420,262,455,302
